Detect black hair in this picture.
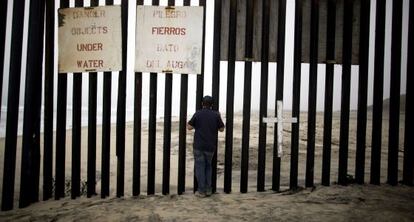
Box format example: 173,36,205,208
202,95,213,108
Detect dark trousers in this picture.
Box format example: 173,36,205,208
193,149,214,193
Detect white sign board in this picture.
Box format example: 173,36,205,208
135,6,204,74
58,6,122,73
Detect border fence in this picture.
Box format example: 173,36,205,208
0,0,413,211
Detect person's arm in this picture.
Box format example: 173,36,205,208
188,114,195,130
217,112,225,132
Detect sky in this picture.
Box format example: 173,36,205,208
0,0,410,136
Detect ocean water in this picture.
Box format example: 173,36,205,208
0,106,148,137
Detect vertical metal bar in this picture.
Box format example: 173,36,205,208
290,0,302,190
1,0,26,211
162,0,175,197
71,0,84,200
87,0,99,198
355,0,371,185
132,75,142,197
19,0,45,208
116,0,128,198
370,0,386,185
193,0,206,193
178,0,191,196
0,0,8,121
55,0,69,200
240,0,254,193
387,0,403,186
55,75,67,200
403,0,414,186
162,72,172,195
178,73,188,195
195,0,205,118
133,0,144,198
224,0,237,194
0,2,6,198
132,81,141,195
87,74,97,197
305,0,319,188
211,0,222,194
101,0,113,198
147,72,157,195
147,73,157,195
101,73,111,198
72,81,82,199
148,0,159,196
338,0,353,186
272,0,286,192
43,0,55,201
258,0,270,192
322,0,336,186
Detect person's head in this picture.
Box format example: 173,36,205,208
202,95,214,108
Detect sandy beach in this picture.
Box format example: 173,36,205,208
0,110,413,221
1,184,414,221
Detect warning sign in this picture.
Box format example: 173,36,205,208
58,6,122,73
135,6,204,74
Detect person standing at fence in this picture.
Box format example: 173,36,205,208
188,95,225,197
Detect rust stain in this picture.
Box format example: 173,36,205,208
162,69,173,73
58,9,65,27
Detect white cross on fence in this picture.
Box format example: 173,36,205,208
263,100,298,157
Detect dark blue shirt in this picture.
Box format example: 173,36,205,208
188,108,224,152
